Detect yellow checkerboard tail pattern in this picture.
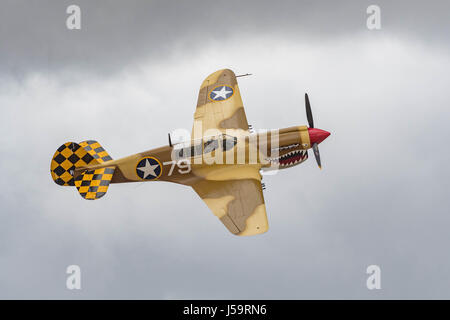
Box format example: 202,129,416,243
79,140,113,163
74,167,115,200
50,141,115,199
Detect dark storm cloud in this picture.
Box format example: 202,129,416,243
1,0,449,75
0,0,450,299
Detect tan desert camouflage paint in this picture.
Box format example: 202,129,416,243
51,69,314,236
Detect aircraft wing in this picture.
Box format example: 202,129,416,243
192,177,269,236
192,69,249,137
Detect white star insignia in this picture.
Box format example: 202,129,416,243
211,86,232,100
137,159,159,179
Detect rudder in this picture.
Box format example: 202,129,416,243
50,142,99,186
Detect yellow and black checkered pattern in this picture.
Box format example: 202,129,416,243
50,142,97,186
79,140,113,163
74,167,115,200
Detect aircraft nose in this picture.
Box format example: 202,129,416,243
308,128,330,145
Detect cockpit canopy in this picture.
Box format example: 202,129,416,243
174,134,237,160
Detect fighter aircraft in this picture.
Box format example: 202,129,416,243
50,69,330,236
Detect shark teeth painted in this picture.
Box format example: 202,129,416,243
266,149,308,167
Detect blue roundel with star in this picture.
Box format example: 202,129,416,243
136,157,162,180
209,85,234,101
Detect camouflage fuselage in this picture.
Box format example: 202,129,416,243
74,125,311,186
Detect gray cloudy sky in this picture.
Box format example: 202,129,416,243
0,0,450,299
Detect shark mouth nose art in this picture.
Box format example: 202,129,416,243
267,149,308,167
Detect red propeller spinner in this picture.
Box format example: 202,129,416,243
308,128,330,145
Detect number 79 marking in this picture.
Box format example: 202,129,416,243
163,160,191,176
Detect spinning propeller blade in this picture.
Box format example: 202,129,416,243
305,93,328,169
312,143,321,169
305,93,314,129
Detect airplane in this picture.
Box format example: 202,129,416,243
50,69,330,236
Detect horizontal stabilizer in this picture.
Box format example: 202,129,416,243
74,167,115,200
79,140,113,163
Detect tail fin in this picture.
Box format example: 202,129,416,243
50,140,115,200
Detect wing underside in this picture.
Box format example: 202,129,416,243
191,69,267,236
192,177,268,236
